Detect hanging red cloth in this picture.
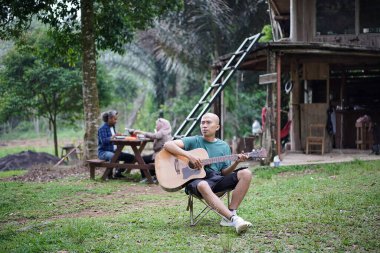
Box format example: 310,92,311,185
280,120,292,139
262,107,291,139
261,107,267,130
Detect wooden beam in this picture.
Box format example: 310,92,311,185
274,15,290,21
238,57,267,70
259,73,278,85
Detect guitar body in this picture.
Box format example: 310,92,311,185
155,148,208,192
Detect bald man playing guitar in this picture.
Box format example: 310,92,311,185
163,113,253,234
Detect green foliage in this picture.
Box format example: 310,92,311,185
222,72,267,138
0,0,183,57
1,1,273,143
259,24,273,42
0,28,112,124
129,1,270,138
0,29,82,121
0,160,379,252
132,94,157,132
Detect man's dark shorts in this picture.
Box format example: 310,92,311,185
185,167,247,197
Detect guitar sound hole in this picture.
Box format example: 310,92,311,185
188,162,195,169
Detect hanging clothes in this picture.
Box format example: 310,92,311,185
261,107,267,130
280,121,292,139
326,107,336,135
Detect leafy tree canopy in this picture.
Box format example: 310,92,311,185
1,0,183,60
0,28,112,155
0,27,111,121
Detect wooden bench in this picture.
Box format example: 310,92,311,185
87,159,155,180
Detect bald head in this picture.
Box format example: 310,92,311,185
200,113,220,139
202,113,220,124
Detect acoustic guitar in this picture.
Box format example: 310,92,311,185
155,148,267,192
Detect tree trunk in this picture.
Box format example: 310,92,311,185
81,0,100,160
52,117,58,157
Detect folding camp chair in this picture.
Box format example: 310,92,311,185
186,191,231,226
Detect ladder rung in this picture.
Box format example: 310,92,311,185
198,100,208,104
186,117,197,121
174,135,185,139
223,66,235,71
248,33,261,40
211,83,222,88
234,50,246,55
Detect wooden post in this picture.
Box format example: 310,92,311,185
290,60,302,150
90,164,96,179
262,50,277,164
290,0,297,41
212,68,223,139
276,55,282,158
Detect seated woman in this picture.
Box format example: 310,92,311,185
98,110,135,178
134,118,172,183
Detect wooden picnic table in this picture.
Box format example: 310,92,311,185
101,138,155,183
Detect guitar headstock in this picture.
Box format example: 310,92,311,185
247,148,267,160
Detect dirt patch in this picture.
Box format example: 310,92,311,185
1,163,88,182
50,197,179,221
0,150,60,171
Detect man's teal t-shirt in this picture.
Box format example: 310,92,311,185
182,135,231,173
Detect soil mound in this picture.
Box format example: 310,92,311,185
0,150,60,171
5,164,88,182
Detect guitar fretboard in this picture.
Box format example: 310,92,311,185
201,154,242,165
199,149,266,166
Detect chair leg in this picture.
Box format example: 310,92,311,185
306,142,309,154
192,205,213,226
187,195,194,225
188,192,231,226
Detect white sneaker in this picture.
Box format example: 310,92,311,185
220,215,252,234
139,178,148,184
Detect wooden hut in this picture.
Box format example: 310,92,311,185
214,0,380,158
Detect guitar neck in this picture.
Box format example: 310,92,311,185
201,154,241,166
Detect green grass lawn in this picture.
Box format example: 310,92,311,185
0,160,379,252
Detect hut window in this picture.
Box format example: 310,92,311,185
316,0,355,35
360,0,380,33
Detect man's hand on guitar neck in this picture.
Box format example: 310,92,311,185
236,152,249,163
222,152,249,175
